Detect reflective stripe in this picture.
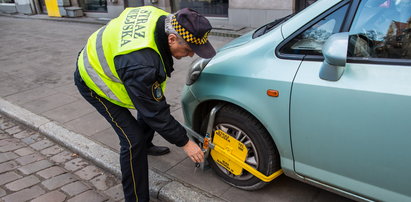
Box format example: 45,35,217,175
96,26,121,83
83,48,121,102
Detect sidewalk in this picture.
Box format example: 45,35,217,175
0,13,352,202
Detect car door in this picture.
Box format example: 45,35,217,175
289,0,411,201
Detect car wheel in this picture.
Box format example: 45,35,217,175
201,104,280,190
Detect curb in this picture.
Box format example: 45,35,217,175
0,97,225,202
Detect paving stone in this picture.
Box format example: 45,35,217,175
4,125,23,135
0,114,122,202
21,133,43,145
0,171,22,185
23,93,78,114
13,130,34,139
1,185,45,202
0,138,16,146
104,184,124,201
0,140,25,152
74,165,102,180
64,112,110,137
67,190,107,202
14,147,35,156
61,181,90,196
0,160,19,174
40,145,64,156
0,117,15,130
50,150,75,164
5,85,60,105
42,173,77,190
37,166,66,179
90,174,117,191
18,159,53,175
42,99,94,124
30,139,54,151
90,128,119,151
15,153,44,165
0,132,9,140
5,175,40,191
0,152,18,163
0,187,5,198
64,158,88,172
0,138,14,147
31,190,67,202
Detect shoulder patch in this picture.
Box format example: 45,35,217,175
152,81,164,102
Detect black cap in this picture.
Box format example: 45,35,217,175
172,8,216,58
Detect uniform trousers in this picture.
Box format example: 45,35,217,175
74,71,153,202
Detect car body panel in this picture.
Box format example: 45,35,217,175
217,31,254,52
290,60,411,201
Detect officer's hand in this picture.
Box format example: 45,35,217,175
182,140,204,163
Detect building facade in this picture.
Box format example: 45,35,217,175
0,0,317,28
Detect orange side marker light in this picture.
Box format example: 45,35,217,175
267,89,279,97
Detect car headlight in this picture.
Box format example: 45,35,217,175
186,57,212,86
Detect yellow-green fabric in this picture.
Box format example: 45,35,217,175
78,6,169,108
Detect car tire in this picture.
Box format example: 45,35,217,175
201,104,280,190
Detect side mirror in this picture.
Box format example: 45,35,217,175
319,32,349,81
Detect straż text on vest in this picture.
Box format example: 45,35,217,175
121,8,152,47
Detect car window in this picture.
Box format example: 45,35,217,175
348,0,411,60
280,4,348,55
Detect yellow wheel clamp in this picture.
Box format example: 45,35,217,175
184,105,283,182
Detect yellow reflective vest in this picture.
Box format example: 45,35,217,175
78,6,169,108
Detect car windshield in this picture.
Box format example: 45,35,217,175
252,14,295,38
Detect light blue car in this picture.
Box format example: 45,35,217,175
181,0,411,201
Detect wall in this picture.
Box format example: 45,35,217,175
229,0,293,28
2,0,295,29
143,0,171,12
15,0,34,14
230,0,291,9
0,3,17,13
84,0,172,20
84,0,123,19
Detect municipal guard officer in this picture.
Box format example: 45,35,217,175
74,6,216,202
